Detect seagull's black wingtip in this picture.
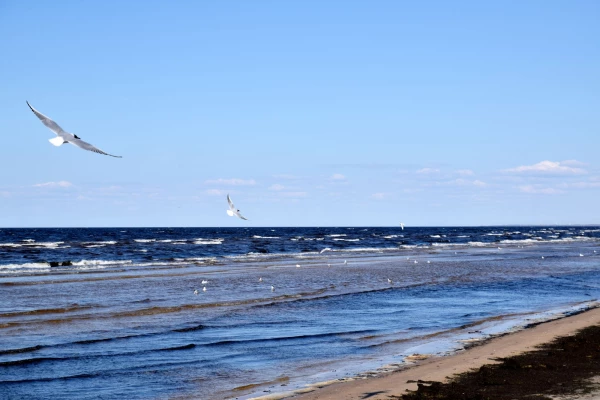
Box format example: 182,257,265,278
26,101,34,111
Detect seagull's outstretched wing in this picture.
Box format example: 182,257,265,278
236,211,248,220
26,101,67,136
227,194,235,210
69,138,122,158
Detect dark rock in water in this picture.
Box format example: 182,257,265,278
48,261,73,267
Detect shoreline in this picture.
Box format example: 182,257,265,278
247,304,600,400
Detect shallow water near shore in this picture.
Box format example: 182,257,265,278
1,226,599,399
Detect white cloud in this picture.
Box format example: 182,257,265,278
371,192,387,200
445,179,487,187
504,161,586,175
205,189,227,196
557,181,600,189
279,191,307,198
561,160,588,167
331,173,346,180
416,168,440,174
272,174,301,180
518,185,564,195
269,184,285,191
456,169,474,176
33,181,73,188
205,178,256,186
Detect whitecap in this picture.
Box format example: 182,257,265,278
134,239,156,243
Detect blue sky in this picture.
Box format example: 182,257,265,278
1,1,599,227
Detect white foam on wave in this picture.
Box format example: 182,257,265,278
467,241,489,247
333,238,360,242
253,235,280,239
485,233,504,236
430,235,441,238
134,239,156,243
456,235,470,238
0,262,50,272
72,260,133,266
328,234,347,237
383,235,401,239
0,241,65,249
22,239,35,243
194,239,224,245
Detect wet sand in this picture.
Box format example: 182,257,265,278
283,306,600,400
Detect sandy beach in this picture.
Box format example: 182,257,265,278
283,306,600,400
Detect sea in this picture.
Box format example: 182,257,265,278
1,226,600,399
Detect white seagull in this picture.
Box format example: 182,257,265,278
343,260,348,265
26,101,122,158
226,194,248,220
202,286,207,292
258,277,263,282
271,285,275,292
194,289,199,295
201,280,208,284
387,278,393,284
400,223,405,230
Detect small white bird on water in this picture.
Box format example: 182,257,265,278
202,286,207,292
343,260,348,265
387,278,393,284
327,263,331,267
580,253,584,257
296,264,301,268
271,285,275,292
414,260,418,264
542,256,545,259
194,289,199,295
226,194,248,220
258,277,263,282
427,260,431,264
201,280,208,284
320,248,332,254
26,101,122,158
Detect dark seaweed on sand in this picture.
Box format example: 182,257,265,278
398,325,600,400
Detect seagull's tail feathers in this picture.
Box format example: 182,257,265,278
49,136,66,146
226,210,234,217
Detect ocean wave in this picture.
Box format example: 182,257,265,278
194,239,224,245
72,260,133,266
134,239,156,243
430,235,441,238
332,238,360,242
252,235,280,239
0,263,50,271
328,234,347,237
383,235,402,239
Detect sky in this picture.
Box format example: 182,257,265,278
1,1,599,227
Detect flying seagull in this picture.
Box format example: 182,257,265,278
400,223,405,230
226,194,248,220
26,101,121,158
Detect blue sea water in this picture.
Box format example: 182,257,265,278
1,226,599,399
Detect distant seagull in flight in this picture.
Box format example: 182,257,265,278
320,248,332,254
26,101,122,158
226,194,248,220
400,223,405,230
194,289,199,295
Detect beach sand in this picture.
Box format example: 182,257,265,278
281,306,600,400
